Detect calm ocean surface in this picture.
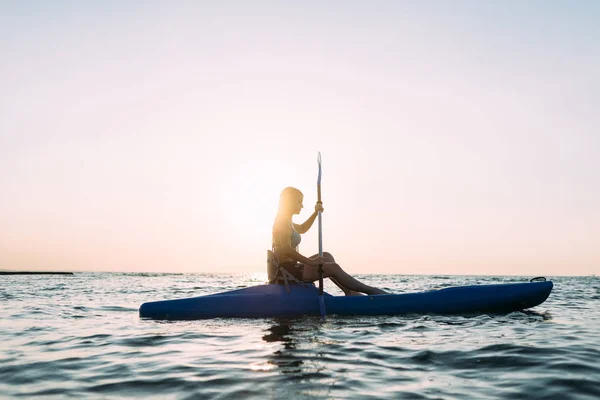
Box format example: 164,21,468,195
1,273,599,399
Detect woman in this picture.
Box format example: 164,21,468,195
271,187,387,295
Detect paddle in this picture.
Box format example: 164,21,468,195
317,152,326,318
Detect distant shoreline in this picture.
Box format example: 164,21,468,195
0,271,74,275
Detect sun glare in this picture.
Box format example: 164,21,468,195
218,160,296,255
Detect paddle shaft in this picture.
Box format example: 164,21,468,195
318,184,323,257
317,153,324,300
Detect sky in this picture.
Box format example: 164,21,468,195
0,1,598,276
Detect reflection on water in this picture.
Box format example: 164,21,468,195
520,309,553,321
263,321,295,347
262,319,306,374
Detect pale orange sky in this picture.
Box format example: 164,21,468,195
1,2,598,276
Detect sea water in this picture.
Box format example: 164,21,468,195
1,273,599,399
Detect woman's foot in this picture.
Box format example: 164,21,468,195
343,290,364,296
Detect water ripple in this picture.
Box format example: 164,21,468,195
1,274,599,399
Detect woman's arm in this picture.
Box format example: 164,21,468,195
293,202,324,234
273,221,319,266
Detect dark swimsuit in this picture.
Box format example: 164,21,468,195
278,262,305,281
273,221,305,281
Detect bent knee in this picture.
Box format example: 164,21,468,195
323,252,335,262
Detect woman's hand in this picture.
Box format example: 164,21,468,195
314,201,324,214
311,256,325,267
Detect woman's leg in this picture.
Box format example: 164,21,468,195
305,253,360,295
303,253,387,295
329,277,363,296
